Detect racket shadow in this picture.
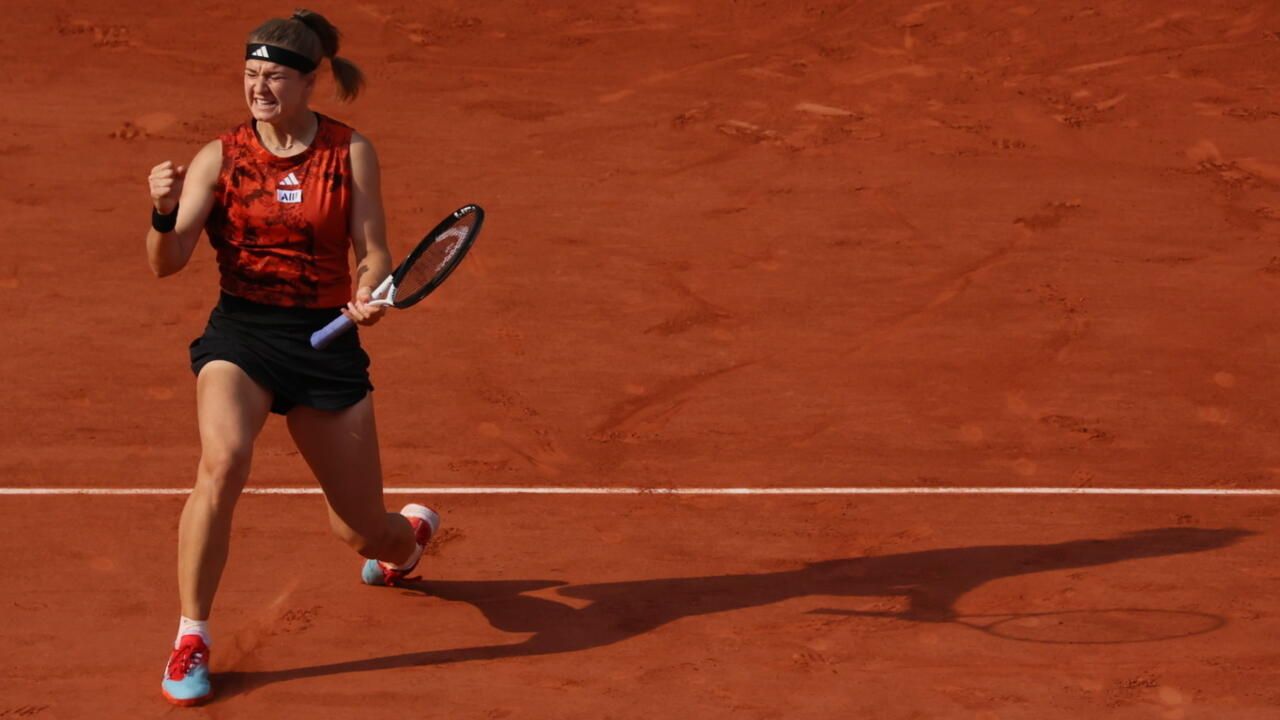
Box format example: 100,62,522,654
215,526,1250,700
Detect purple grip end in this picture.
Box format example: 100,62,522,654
310,314,356,350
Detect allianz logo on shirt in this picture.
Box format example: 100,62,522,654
276,172,302,203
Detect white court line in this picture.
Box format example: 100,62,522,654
0,487,1278,496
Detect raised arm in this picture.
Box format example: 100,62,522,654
146,140,222,278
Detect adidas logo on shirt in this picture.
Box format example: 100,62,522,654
276,172,302,203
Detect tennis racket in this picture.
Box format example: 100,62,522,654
311,204,484,350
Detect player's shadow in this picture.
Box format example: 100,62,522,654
217,526,1248,700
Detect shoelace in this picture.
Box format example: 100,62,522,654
381,562,407,586
167,646,206,680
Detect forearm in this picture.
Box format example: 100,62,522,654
147,228,198,278
353,247,392,292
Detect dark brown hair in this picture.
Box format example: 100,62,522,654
247,9,365,101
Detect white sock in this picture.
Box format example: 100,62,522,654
176,616,211,648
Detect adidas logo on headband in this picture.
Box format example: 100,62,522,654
244,43,318,73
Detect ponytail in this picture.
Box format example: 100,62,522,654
327,56,366,102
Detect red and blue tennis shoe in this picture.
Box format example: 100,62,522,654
361,503,441,586
161,634,211,706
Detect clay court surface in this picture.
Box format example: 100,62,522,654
4,1,1280,717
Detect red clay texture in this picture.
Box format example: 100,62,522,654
2,2,1280,718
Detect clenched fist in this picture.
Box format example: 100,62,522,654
148,161,187,215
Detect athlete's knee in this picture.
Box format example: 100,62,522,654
195,445,253,505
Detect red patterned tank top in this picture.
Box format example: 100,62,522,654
205,113,354,308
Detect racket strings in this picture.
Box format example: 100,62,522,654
398,223,474,297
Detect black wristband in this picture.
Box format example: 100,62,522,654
152,204,179,233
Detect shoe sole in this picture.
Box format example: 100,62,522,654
162,688,211,707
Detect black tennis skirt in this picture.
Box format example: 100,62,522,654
189,292,373,415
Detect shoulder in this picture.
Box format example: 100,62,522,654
316,113,356,145
218,120,254,145
189,139,224,178
318,113,354,131
196,138,223,158
349,131,379,169
350,131,375,152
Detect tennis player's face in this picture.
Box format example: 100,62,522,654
244,60,314,122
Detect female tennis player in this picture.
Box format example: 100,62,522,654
145,10,439,706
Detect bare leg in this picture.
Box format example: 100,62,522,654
286,395,416,565
178,361,272,620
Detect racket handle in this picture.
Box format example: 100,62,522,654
310,314,356,350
